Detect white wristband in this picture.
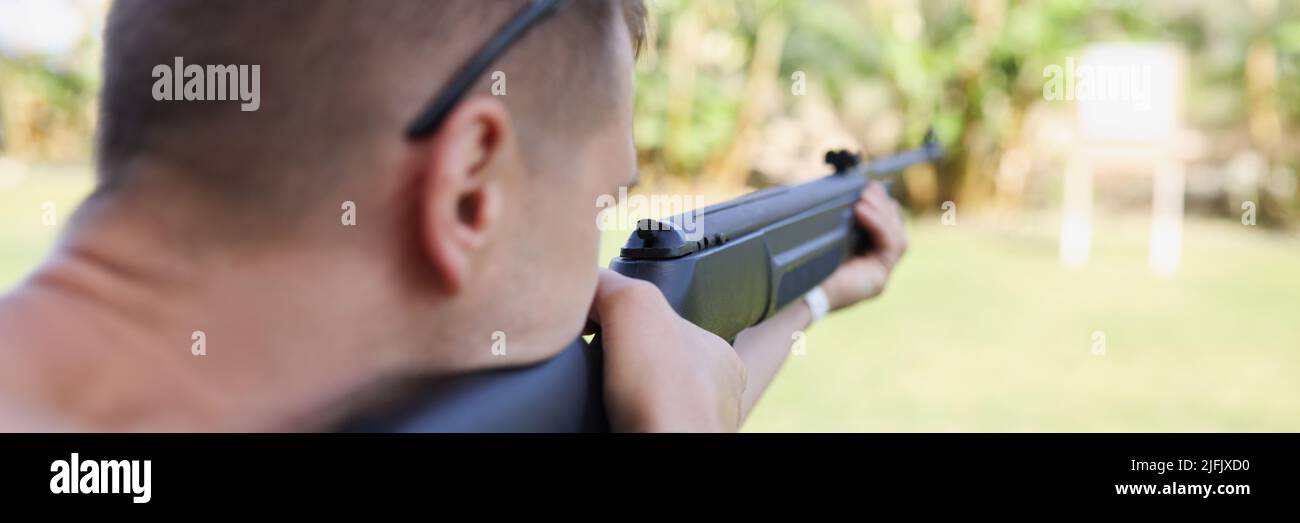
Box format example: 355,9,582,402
804,285,830,322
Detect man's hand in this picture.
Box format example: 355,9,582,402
821,182,909,312
589,269,746,432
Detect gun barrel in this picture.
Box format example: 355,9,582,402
860,137,944,178
622,137,945,262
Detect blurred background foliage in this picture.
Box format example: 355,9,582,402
629,0,1299,226
0,0,101,162
1,0,1297,226
0,56,96,160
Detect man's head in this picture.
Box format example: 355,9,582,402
91,0,646,369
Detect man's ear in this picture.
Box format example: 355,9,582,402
414,96,515,295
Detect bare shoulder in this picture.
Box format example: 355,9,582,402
0,282,93,431
0,393,80,431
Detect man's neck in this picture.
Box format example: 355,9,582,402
0,193,441,431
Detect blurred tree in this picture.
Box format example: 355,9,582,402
0,0,1294,224
0,57,95,160
0,0,102,161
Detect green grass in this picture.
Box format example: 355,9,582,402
0,163,94,286
3,166,1298,431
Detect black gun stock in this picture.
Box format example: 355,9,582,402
345,133,943,432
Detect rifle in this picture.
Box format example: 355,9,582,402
345,131,944,432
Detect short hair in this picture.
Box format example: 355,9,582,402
95,0,646,218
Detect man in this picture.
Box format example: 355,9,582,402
0,0,908,431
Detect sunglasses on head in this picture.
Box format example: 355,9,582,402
405,0,573,139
